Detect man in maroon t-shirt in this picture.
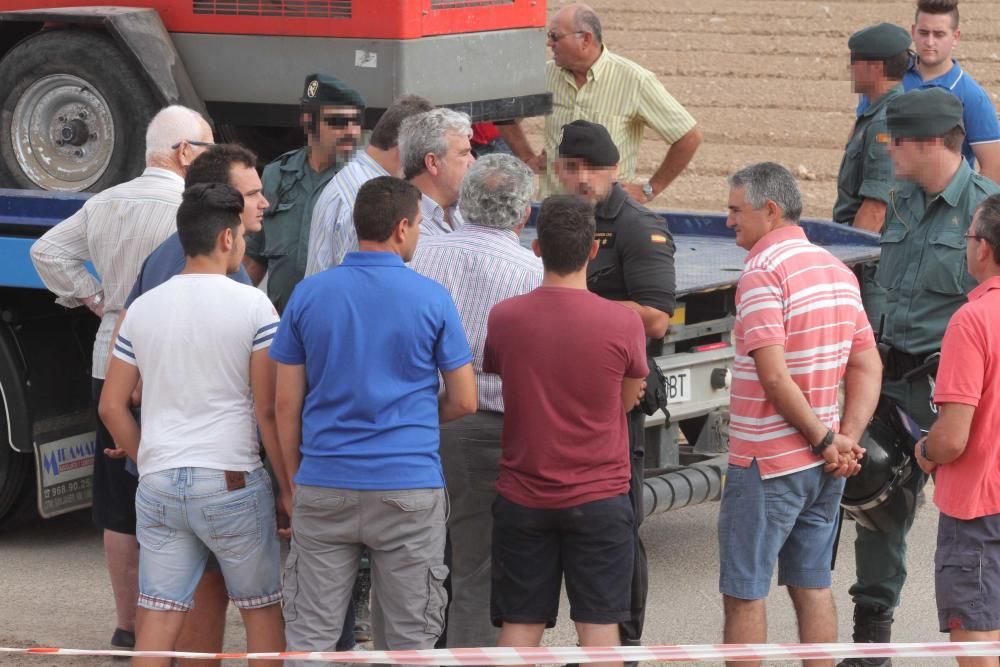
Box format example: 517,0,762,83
483,194,647,667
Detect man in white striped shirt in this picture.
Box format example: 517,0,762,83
305,94,432,276
409,153,542,650
398,108,475,238
30,104,212,650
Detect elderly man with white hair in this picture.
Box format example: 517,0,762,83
30,103,212,650
398,107,476,237
410,153,543,649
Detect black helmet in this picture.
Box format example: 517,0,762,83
841,401,917,533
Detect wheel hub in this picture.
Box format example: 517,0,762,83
12,74,115,191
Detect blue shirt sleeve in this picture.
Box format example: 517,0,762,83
269,290,306,365
230,265,253,285
124,262,144,309
961,84,1000,145
434,292,473,372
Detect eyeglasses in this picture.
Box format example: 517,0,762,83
170,140,213,150
965,232,986,242
323,114,362,129
546,30,585,42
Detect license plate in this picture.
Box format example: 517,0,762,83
664,368,692,404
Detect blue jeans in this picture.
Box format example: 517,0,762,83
136,467,281,611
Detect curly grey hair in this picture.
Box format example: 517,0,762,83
459,154,535,230
398,108,472,180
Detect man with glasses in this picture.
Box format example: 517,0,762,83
914,193,1000,661
30,104,213,651
244,73,365,313
499,3,702,203
838,87,1000,667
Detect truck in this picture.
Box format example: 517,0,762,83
0,185,881,526
0,0,552,526
0,0,552,191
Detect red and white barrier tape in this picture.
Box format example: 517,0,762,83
2,642,1000,662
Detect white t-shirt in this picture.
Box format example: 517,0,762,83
113,274,280,477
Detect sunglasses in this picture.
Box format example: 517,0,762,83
546,30,585,42
170,140,213,150
323,114,362,128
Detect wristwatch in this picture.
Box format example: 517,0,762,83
89,292,104,308
811,429,835,456
641,182,654,202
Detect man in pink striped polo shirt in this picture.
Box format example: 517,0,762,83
718,162,883,666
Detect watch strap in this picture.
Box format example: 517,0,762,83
811,428,835,456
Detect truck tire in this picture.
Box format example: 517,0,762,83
0,29,158,192
0,444,32,527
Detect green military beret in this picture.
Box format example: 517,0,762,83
301,73,366,109
848,22,911,60
886,88,964,139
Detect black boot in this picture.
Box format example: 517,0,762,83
837,605,894,667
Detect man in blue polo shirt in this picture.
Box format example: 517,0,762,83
272,175,476,664
857,0,1000,182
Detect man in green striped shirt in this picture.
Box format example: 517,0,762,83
501,3,702,203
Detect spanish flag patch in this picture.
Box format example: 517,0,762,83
650,234,668,244
876,133,890,144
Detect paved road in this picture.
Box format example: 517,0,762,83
0,487,950,666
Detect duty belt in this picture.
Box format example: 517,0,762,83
879,344,939,383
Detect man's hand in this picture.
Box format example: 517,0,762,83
914,437,937,475
84,292,105,318
634,379,647,410
103,447,129,460
276,488,294,540
621,182,652,204
527,150,547,174
821,433,865,478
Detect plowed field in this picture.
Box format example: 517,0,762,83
528,0,1000,217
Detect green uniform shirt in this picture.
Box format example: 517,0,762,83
833,85,902,225
875,160,1000,355
245,147,339,313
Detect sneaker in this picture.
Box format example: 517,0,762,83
110,628,135,649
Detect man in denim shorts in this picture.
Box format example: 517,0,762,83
100,182,287,664
719,162,882,664
915,194,1000,660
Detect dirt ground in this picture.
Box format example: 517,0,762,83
527,0,1000,218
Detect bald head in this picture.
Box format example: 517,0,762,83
555,3,603,45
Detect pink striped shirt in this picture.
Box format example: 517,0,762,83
729,225,875,479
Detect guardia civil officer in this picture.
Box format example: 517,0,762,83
834,23,910,233
835,23,910,332
554,119,676,649
839,88,1000,667
243,73,366,313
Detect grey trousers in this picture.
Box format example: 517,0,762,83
283,485,449,667
439,411,504,649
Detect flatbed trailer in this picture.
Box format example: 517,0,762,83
522,208,881,516
0,189,880,525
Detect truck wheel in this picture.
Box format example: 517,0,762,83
0,444,32,527
0,29,158,192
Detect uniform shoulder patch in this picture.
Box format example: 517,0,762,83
650,233,668,244
875,133,890,144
